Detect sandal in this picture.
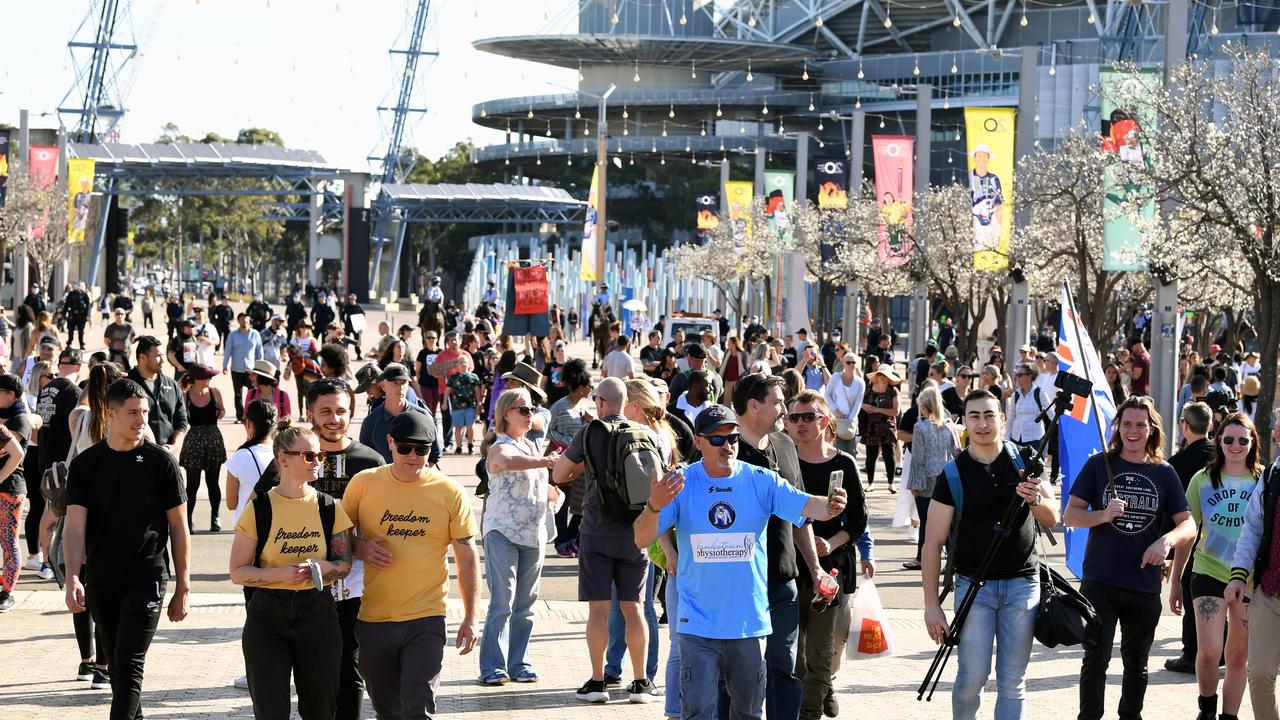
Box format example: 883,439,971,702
902,560,922,570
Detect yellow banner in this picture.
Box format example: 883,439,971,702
724,180,753,239
964,108,1015,271
580,166,599,281
67,158,95,244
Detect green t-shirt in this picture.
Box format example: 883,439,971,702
1187,468,1259,584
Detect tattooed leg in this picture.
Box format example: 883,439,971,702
1198,596,1221,622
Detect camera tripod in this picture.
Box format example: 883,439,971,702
916,385,1078,703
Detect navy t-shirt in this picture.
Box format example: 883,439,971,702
1069,453,1190,594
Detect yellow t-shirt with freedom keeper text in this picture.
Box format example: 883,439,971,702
343,465,479,623
234,488,354,591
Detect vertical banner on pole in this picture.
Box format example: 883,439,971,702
27,146,59,239
0,129,10,206
963,108,1016,271
1099,67,1155,271
580,166,599,281
872,136,914,266
67,158,96,244
695,190,719,242
764,170,794,333
815,156,849,209
724,180,753,240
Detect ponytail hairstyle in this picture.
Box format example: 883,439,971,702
238,397,278,452
86,362,127,443
272,417,314,459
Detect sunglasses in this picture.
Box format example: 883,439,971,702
844,360,857,365
1221,436,1252,447
787,411,821,423
703,433,740,447
313,377,350,390
394,443,430,456
509,406,535,417
281,450,327,463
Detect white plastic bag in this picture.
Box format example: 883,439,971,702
891,449,919,528
846,577,895,660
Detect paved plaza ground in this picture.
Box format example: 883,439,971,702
2,309,1250,718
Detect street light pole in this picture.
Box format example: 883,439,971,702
595,84,616,288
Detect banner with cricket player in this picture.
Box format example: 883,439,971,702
695,190,719,238
0,129,10,206
580,166,599,281
763,170,794,243
724,180,753,240
872,136,914,266
67,158,95,243
1100,67,1156,271
815,156,849,209
964,108,1016,271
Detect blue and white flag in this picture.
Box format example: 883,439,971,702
1056,283,1118,578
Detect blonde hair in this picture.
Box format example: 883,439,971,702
624,378,680,464
27,360,53,396
917,385,946,425
273,420,315,459
494,387,531,436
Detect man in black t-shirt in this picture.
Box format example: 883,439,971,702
1164,401,1214,673
922,389,1058,720
305,378,384,720
639,331,663,378
37,349,83,474
731,373,833,720
63,378,190,718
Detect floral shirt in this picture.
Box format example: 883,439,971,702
447,372,482,410
483,434,551,549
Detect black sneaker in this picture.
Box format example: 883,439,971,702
76,662,94,681
91,666,110,689
575,678,609,703
602,672,623,687
627,678,660,703
823,687,840,717
1164,654,1196,674
0,592,14,613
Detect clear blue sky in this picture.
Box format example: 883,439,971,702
0,0,574,170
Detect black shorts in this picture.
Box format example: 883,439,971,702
577,532,648,602
1190,572,1248,603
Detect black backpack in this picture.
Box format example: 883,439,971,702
583,419,664,523
245,490,337,600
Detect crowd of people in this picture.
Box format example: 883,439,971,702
4,280,1280,720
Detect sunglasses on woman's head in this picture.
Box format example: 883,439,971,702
787,411,821,423
703,433,740,447
394,443,430,456
1222,435,1251,447
281,450,327,463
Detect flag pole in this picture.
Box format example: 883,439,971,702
1061,281,1119,496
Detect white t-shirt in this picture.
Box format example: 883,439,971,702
225,444,275,525
603,349,635,379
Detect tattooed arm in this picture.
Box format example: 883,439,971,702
322,530,353,582
229,530,308,587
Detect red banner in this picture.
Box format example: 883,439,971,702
873,136,914,266
28,145,58,189
512,265,549,315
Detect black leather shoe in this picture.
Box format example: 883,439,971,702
823,688,839,717
1164,654,1195,674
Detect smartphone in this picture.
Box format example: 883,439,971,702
828,470,845,502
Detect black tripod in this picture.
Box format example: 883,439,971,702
916,385,1078,703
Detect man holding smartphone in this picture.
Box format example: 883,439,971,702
634,404,849,720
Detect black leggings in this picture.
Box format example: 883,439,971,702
863,442,896,487
183,466,222,530
24,467,45,556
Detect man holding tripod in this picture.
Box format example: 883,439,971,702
921,389,1059,718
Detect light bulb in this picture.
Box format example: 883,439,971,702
1049,65,1056,76
651,141,657,152
575,109,581,119
629,155,635,166
611,13,619,24
1020,13,1028,26
1210,20,1219,34
1087,13,1095,23
660,155,666,165
955,130,961,141
818,120,824,130
527,108,534,119
623,125,629,136
622,106,629,118
748,14,757,27
685,140,691,152
951,62,959,73
680,12,687,25
546,124,552,136
716,103,723,117
584,127,590,135
943,99,951,109
633,61,640,82
816,15,824,27
913,63,921,76
480,109,487,117
669,105,675,118
700,124,707,136
567,155,572,165
662,123,668,136
536,156,542,165
1034,113,1040,122
857,63,865,80
953,14,961,26
855,98,862,108
879,117,886,128
504,157,510,166
747,63,753,82
691,154,697,164
802,62,810,81
691,60,697,79
884,16,892,28
762,102,769,115
739,125,746,134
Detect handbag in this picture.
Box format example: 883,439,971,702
834,417,856,441
1033,527,1096,648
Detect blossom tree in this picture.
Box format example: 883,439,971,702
0,160,71,292
671,195,787,323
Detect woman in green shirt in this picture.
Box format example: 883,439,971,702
1172,412,1260,720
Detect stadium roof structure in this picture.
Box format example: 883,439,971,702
378,182,587,224
472,34,819,70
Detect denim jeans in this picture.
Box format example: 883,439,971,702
606,560,660,680
1077,580,1161,720
665,575,681,718
680,633,767,720
952,574,1038,720
479,530,544,678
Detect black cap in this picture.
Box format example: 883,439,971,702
38,335,59,347
377,363,411,383
0,373,23,395
59,348,83,365
797,328,808,335
388,411,435,444
693,405,739,436
354,363,380,394
398,324,414,335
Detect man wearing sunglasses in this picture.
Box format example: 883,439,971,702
634,404,848,720
345,412,480,719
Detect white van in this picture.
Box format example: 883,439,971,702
662,313,718,347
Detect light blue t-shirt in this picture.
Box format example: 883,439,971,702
659,459,810,640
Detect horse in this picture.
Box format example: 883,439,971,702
589,301,614,369
418,297,445,338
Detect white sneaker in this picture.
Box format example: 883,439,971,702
233,675,249,690
23,554,43,571
37,563,55,580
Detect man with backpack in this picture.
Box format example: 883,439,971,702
552,377,661,704
921,389,1058,719
1008,364,1046,449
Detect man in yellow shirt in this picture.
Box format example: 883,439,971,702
346,411,480,718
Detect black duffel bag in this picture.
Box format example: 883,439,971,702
1034,561,1096,648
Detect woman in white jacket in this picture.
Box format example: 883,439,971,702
824,351,866,456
